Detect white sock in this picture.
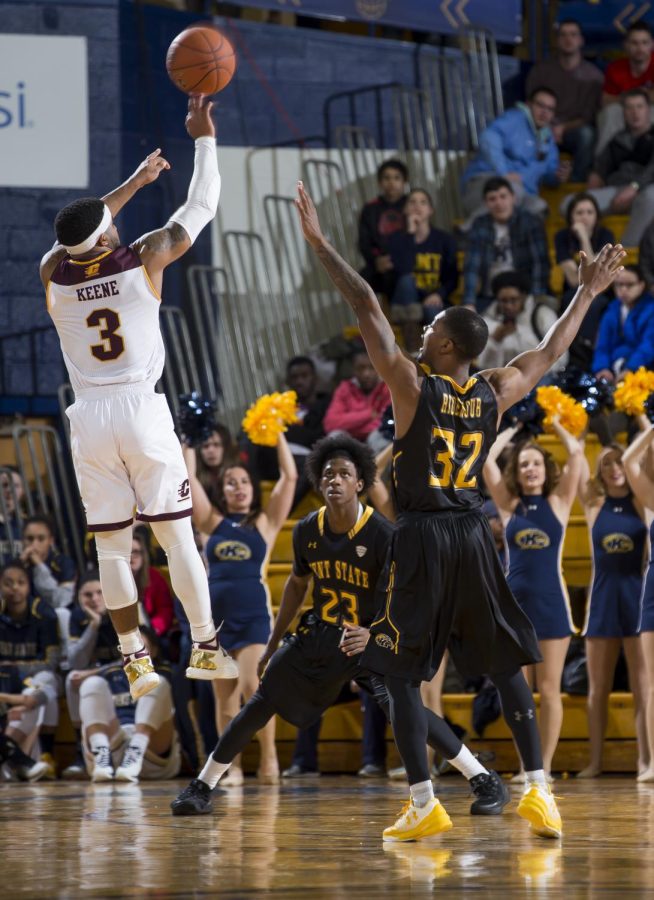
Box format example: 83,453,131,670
191,621,217,644
199,756,231,789
127,732,150,754
409,779,435,808
89,733,110,753
448,747,487,780
119,628,144,657
525,769,547,786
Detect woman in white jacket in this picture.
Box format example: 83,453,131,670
477,271,567,373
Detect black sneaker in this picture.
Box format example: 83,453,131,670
171,778,213,816
469,770,510,816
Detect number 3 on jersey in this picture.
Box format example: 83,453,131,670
86,308,125,361
320,587,359,626
429,427,484,490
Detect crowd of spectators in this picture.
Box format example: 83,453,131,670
354,17,654,373
4,15,654,786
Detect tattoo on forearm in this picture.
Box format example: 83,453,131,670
315,242,376,314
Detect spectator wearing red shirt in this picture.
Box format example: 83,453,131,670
130,532,174,637
598,21,654,154
323,349,391,454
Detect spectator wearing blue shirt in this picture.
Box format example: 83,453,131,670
386,188,458,350
462,87,570,220
592,264,654,381
463,177,550,312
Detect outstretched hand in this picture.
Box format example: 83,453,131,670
133,148,171,187
579,243,626,296
185,94,215,140
295,181,325,249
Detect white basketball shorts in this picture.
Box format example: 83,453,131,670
66,383,191,531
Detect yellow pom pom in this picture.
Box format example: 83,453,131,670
613,367,654,417
242,391,299,447
535,385,588,438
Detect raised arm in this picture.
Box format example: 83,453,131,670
259,434,298,540
39,148,171,287
295,182,420,430
549,417,584,517
623,419,654,508
182,444,221,535
576,441,599,515
483,244,626,416
482,424,521,516
135,96,219,291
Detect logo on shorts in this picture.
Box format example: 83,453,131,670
355,545,367,557
602,532,634,554
375,633,394,650
84,263,100,278
214,541,252,561
177,478,190,502
514,528,550,549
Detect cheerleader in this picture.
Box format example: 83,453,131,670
578,442,649,778
183,435,297,784
622,420,654,782
483,419,582,777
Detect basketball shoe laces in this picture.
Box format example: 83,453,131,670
121,744,144,769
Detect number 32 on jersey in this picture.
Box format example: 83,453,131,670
429,427,484,490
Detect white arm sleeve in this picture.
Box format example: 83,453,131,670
169,137,221,244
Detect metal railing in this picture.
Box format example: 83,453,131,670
159,306,202,421
10,424,86,573
186,264,229,403
458,27,504,136
0,466,23,565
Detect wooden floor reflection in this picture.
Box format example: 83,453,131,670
2,776,654,897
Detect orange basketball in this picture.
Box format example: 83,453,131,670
166,25,236,95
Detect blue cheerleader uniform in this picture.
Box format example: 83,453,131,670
207,514,271,652
638,520,654,634
584,496,647,638
505,495,574,639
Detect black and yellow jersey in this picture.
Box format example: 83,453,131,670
392,371,498,514
292,505,394,627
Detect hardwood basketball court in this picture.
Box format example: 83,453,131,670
3,776,653,896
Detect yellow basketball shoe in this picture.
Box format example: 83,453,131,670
517,783,562,838
382,798,453,842
122,647,160,700
186,638,238,680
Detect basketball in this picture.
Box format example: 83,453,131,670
166,26,236,95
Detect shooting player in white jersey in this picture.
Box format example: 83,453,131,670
39,96,238,699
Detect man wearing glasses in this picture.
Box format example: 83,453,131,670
461,86,571,222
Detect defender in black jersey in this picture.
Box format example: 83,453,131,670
295,181,625,841
171,435,509,818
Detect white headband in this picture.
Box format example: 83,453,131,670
63,204,113,255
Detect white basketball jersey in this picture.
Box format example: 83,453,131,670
47,246,165,395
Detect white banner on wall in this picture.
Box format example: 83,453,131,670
0,34,88,188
